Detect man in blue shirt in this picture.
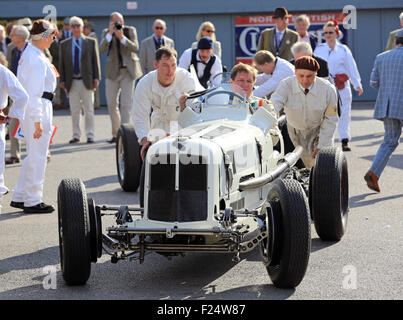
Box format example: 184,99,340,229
59,16,101,144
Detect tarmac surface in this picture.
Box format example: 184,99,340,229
0,102,402,300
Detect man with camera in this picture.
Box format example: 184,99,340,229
100,12,142,143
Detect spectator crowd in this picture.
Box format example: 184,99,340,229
0,7,402,212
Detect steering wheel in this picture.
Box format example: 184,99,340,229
205,90,244,105
187,88,213,99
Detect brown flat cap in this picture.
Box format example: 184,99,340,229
295,56,320,72
273,7,292,19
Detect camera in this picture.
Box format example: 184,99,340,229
114,21,123,30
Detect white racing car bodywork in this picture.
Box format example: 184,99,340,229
57,84,349,289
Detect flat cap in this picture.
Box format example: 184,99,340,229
294,56,320,72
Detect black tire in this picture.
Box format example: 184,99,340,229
310,147,349,241
58,178,92,285
88,198,102,263
264,179,311,289
116,124,142,192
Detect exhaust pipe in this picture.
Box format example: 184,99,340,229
239,145,303,191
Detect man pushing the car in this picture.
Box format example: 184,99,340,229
270,56,339,168
132,46,197,160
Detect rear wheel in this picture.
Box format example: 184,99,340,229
310,147,349,241
262,179,311,289
116,124,142,192
58,178,92,285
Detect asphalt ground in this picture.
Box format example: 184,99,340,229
0,103,402,300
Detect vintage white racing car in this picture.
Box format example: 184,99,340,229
57,84,349,288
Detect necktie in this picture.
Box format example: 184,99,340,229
116,36,123,68
304,88,309,95
73,39,80,75
0,42,3,52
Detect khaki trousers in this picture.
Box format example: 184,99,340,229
287,123,321,169
69,80,95,140
105,69,134,137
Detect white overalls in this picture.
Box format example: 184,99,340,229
314,41,362,141
132,67,197,143
12,44,56,207
0,65,28,196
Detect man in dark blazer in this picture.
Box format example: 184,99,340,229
59,16,101,144
290,42,329,79
257,7,299,61
140,19,175,75
99,11,143,143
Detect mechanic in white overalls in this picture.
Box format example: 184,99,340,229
10,20,57,214
0,62,28,198
314,21,363,151
132,46,197,160
270,56,339,168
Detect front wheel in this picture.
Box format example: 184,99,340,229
262,179,311,289
58,178,92,285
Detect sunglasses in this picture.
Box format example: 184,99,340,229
205,29,215,33
155,26,164,30
324,31,335,34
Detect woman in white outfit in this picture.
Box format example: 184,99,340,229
10,19,57,214
314,21,363,151
191,21,222,60
0,55,28,198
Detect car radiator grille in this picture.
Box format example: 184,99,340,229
148,155,208,222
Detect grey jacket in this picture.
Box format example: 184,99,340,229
99,26,142,81
140,35,175,75
370,46,403,120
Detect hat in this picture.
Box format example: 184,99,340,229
294,56,320,72
273,7,292,19
396,28,403,39
198,37,214,49
64,17,71,25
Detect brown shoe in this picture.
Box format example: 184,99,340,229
364,171,380,192
5,157,20,165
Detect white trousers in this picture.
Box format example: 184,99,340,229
337,84,352,141
105,69,134,137
12,101,52,207
69,80,94,140
0,123,8,195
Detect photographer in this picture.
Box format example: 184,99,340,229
100,12,142,143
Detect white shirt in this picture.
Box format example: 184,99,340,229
0,64,28,120
132,67,197,142
17,43,57,122
253,57,295,98
105,32,128,46
299,33,310,44
270,76,338,149
274,28,286,51
314,41,362,89
178,48,222,87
